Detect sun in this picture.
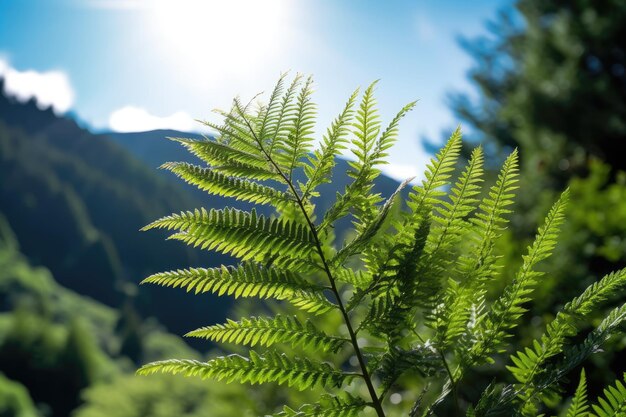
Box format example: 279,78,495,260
146,0,293,86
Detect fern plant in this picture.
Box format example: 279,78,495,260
138,74,626,417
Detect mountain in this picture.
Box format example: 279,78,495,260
0,84,232,338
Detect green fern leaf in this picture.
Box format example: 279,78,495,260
365,131,462,339
408,127,462,213
274,75,317,178
455,148,519,278
276,394,367,417
427,145,484,259
429,146,484,348
138,351,356,391
370,100,417,167
185,315,348,352
591,374,626,417
350,80,381,173
266,74,303,154
141,264,335,314
302,88,359,199
204,102,267,157
504,271,626,410
507,267,626,389
331,176,411,268
470,187,567,362
256,72,289,143
161,162,295,207
566,369,589,417
170,137,281,182
142,207,317,261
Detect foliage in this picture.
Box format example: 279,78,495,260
74,374,255,417
0,373,38,417
139,75,626,416
451,0,626,397
451,0,626,182
0,218,208,416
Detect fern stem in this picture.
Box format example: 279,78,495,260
283,169,387,417
237,108,387,417
437,350,459,412
411,328,459,414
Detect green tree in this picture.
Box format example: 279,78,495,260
451,0,626,185
450,1,626,392
138,75,626,416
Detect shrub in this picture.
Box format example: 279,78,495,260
138,74,626,416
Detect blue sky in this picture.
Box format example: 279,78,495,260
0,0,512,180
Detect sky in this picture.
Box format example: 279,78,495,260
0,0,513,181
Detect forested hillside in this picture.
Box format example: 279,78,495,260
0,86,238,338
0,214,208,416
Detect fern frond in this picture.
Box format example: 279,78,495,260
370,100,417,167
565,369,589,417
267,74,303,154
161,162,295,207
275,75,317,179
350,80,381,173
362,214,431,340
533,302,626,397
474,272,626,415
456,148,519,277
359,132,463,323
507,267,626,388
171,137,281,182
317,82,384,232
331,177,411,268
376,345,443,392
479,303,626,417
427,145,484,259
302,88,359,199
429,146,484,349
141,264,335,314
186,315,348,353
257,72,289,142
591,374,626,417
138,351,356,391
142,208,317,262
408,127,462,213
505,269,626,406
563,268,626,317
211,103,266,156
276,394,367,417
443,149,519,348
470,187,567,362
364,130,462,335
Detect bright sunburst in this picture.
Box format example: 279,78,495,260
146,0,292,86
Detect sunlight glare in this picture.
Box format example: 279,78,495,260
148,0,292,85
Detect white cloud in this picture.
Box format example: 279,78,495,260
108,106,209,133
0,58,75,114
382,163,422,183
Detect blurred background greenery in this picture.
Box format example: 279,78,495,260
1,0,625,416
